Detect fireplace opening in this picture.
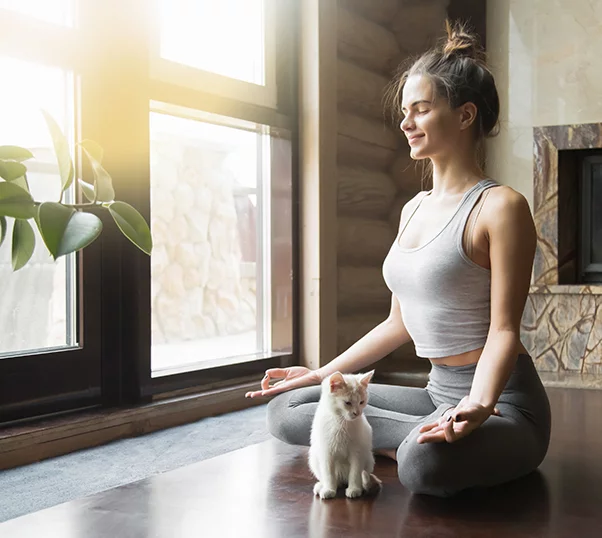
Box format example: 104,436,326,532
558,149,602,284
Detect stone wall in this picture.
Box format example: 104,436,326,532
150,136,256,347
487,0,602,387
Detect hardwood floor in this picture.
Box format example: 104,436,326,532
1,387,601,537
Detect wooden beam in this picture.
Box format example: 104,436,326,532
299,0,339,370
337,7,402,75
392,0,450,54
338,59,390,119
338,0,399,27
338,266,391,313
338,112,400,151
338,217,394,266
338,166,397,218
338,135,397,171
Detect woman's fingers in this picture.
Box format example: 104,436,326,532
260,368,287,390
418,421,439,434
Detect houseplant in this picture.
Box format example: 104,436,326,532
0,111,152,270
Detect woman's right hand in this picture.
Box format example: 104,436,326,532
245,366,322,399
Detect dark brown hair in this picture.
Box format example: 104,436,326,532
386,20,500,146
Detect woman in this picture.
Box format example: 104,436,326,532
246,22,551,498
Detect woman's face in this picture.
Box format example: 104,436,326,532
400,75,472,161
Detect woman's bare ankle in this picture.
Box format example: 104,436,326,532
375,448,397,461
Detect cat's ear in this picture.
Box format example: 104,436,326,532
359,370,375,387
329,372,346,392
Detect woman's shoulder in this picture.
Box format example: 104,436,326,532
483,181,533,230
485,181,530,213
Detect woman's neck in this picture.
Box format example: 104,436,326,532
429,152,484,198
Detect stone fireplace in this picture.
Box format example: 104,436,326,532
521,123,602,388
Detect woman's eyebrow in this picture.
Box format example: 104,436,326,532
401,100,432,112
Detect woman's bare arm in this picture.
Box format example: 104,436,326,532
317,294,412,380
468,187,536,410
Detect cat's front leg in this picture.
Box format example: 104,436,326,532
345,454,364,499
317,458,338,499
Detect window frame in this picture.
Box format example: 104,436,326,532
0,7,104,423
0,0,299,422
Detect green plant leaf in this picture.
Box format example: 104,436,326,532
12,174,31,193
0,146,34,162
81,147,115,202
107,201,152,255
12,218,35,271
41,109,74,192
78,139,104,163
0,182,36,218
38,202,103,259
0,216,6,247
0,160,27,181
78,178,95,202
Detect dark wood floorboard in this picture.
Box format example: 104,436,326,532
1,387,602,538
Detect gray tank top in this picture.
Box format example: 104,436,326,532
382,179,499,359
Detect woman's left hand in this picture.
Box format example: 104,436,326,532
416,396,500,444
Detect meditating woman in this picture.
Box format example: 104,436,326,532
246,22,551,498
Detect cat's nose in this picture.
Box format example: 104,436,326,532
352,411,359,417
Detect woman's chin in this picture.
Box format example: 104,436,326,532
409,148,428,160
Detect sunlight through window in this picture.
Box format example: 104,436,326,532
0,0,75,27
0,57,76,356
159,0,265,85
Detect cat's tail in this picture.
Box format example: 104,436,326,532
362,470,382,495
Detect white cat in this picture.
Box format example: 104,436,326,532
308,370,382,499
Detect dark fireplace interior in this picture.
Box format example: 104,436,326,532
558,149,602,284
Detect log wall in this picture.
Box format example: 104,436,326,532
335,0,450,374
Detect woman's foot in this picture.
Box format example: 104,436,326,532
375,449,397,461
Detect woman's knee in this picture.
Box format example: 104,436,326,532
266,392,314,446
396,440,459,498
266,394,293,442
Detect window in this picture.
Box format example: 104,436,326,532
0,58,77,356
152,0,277,108
159,0,266,85
0,0,75,27
0,0,296,422
149,107,293,375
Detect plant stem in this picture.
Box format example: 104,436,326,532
59,202,101,209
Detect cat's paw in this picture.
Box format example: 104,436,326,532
319,487,337,500
345,486,363,499
313,482,322,496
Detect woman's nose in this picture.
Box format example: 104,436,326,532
400,116,413,133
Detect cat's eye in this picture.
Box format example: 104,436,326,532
345,401,351,406
360,401,365,405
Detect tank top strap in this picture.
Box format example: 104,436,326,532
446,179,500,238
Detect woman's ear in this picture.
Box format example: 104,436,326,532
458,101,478,131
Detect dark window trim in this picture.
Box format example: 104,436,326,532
0,0,299,423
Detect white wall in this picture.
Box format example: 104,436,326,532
486,0,602,206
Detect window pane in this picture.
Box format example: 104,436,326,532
0,0,75,27
150,105,293,375
0,57,77,357
159,0,265,85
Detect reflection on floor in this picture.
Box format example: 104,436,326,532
1,388,601,537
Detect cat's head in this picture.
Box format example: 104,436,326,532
325,370,374,421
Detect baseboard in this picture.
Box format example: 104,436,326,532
0,379,265,471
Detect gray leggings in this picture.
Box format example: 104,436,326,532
266,354,551,497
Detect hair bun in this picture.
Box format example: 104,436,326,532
442,20,483,61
